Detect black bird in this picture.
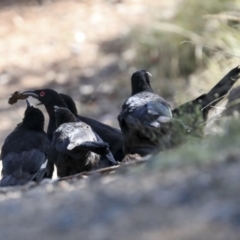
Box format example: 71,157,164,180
22,89,68,141
118,70,176,156
21,89,68,178
172,65,240,130
21,89,124,163
130,70,154,95
52,106,116,177
59,93,125,162
124,67,240,140
0,100,51,187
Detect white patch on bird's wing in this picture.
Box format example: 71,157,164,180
67,143,76,150
125,92,165,112
40,159,48,169
157,116,171,123
147,109,159,115
149,116,171,128
149,121,160,128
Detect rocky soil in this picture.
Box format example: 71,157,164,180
0,156,240,240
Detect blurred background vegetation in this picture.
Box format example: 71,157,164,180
0,0,240,145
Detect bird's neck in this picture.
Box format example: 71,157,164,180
132,85,154,96
20,118,44,132
45,100,66,118
47,118,56,141
67,102,78,117
44,99,67,140
56,114,77,128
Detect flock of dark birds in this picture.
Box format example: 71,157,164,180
0,66,240,187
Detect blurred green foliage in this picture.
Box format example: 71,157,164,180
129,0,240,99
150,117,240,169
141,0,239,73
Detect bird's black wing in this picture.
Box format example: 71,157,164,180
93,132,116,165
0,169,27,187
1,150,48,187
118,92,174,156
119,92,172,129
1,129,51,157
52,130,71,156
77,115,122,135
0,129,50,186
76,115,124,161
75,140,116,165
52,123,94,161
59,92,123,161
53,123,96,151
73,141,108,154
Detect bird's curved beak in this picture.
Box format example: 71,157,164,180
146,72,152,77
26,99,31,107
21,90,39,99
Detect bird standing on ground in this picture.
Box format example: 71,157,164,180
22,89,68,141
59,93,125,161
52,106,116,177
21,89,124,163
118,70,176,156
20,89,69,178
0,100,51,187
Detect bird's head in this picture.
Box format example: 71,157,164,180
21,89,67,115
53,106,77,127
21,99,45,130
21,89,60,105
131,70,153,95
59,93,78,116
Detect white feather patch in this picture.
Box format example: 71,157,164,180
40,159,48,170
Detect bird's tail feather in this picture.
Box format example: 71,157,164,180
32,159,48,183
72,141,110,155
0,174,24,187
32,169,46,183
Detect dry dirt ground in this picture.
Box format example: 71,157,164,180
0,157,240,240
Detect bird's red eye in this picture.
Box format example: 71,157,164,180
40,91,45,97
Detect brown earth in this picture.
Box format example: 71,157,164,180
0,157,240,240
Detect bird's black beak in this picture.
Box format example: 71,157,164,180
21,90,39,99
26,99,31,107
